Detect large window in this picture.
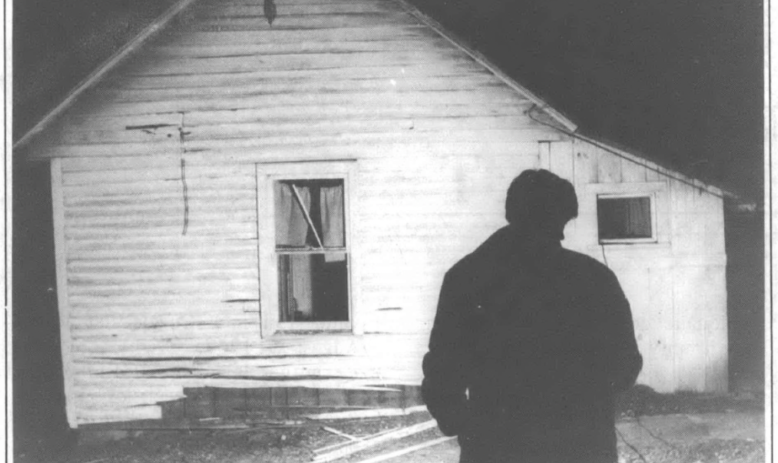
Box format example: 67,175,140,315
257,163,356,336
597,194,656,243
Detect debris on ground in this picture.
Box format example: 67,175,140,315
15,390,765,463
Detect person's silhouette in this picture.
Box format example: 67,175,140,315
422,169,643,463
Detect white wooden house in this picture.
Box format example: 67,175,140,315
18,0,732,428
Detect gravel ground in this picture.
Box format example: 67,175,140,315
616,385,764,418
617,438,765,463
15,389,765,463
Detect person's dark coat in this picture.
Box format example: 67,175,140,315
422,225,643,463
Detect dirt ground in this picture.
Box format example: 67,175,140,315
15,390,765,463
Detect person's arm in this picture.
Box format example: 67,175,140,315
421,270,474,436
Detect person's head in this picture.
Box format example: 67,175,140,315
505,169,578,240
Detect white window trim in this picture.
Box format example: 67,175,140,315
596,192,658,244
256,161,358,338
580,182,669,249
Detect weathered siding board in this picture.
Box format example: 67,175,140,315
620,158,646,183
548,141,574,183
55,109,536,147
58,114,536,147
73,91,528,118
189,2,399,16
181,13,419,31
154,27,431,47
644,268,676,392
99,75,504,104
46,131,561,159
129,48,470,73
573,149,598,185
146,38,451,57
596,150,621,183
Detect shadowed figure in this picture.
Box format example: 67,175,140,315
422,169,643,463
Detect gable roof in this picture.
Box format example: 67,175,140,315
15,0,736,201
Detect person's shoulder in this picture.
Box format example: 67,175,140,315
445,227,512,281
558,248,617,279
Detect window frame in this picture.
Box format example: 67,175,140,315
596,192,658,245
256,162,357,337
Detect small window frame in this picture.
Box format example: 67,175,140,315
596,192,658,245
256,162,357,337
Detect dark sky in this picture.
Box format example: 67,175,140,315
13,0,764,200
408,0,763,201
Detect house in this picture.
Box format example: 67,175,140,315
17,0,732,428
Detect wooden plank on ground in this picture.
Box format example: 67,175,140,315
305,405,427,420
352,436,456,463
313,420,438,463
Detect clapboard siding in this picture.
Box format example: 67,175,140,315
31,0,730,427
99,76,505,104
146,38,451,58
57,114,535,147
53,146,541,425
72,91,526,118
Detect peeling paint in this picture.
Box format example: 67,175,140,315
125,123,176,131
146,323,219,329
99,367,201,375
205,375,358,381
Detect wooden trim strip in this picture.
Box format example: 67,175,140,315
14,0,202,150
51,159,78,427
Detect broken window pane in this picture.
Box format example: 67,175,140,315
597,196,653,241
277,253,349,322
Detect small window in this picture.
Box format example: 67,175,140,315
274,180,349,323
597,195,655,243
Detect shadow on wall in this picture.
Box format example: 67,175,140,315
725,206,764,393
13,161,74,456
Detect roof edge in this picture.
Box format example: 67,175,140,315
393,0,578,133
573,132,737,200
14,0,201,151
520,105,748,203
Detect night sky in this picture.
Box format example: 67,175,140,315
13,0,764,200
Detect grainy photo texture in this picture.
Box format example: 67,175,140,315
12,0,764,462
